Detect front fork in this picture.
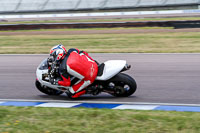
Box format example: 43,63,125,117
47,57,60,85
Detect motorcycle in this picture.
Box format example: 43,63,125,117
35,58,137,98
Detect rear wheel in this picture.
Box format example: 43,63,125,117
35,80,63,95
106,73,137,97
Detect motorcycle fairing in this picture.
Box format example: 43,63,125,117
96,60,126,81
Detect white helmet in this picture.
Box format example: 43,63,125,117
49,44,67,61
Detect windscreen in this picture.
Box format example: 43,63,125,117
38,58,48,70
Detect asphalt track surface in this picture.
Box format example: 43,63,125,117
0,54,200,104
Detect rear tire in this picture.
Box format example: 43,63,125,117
35,80,63,95
107,73,137,97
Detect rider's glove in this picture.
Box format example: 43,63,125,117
58,75,71,87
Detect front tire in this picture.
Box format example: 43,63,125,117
35,80,63,95
106,73,137,97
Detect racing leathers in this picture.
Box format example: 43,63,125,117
58,48,98,98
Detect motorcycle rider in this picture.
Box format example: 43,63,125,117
49,44,98,98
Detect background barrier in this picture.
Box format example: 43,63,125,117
0,20,199,30
0,0,200,13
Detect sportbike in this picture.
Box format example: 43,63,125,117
35,58,137,98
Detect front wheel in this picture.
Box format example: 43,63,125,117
106,73,137,97
35,80,63,95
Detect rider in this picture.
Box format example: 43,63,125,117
49,44,98,98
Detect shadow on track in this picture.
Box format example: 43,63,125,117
37,93,136,101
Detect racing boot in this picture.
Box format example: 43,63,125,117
68,80,90,98
71,90,86,98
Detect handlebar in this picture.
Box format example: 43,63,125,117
47,56,60,85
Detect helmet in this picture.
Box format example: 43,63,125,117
50,44,67,61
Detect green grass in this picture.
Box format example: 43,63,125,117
0,31,200,53
0,106,200,133
1,17,200,24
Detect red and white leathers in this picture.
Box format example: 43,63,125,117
58,48,98,98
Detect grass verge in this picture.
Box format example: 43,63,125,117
1,17,200,24
0,31,200,53
1,106,200,133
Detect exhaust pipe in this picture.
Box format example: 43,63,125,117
121,64,131,72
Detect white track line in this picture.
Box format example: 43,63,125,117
0,102,5,104
36,102,81,108
113,105,158,110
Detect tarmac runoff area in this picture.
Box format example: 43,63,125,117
0,53,200,112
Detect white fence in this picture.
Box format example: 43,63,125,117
0,0,199,13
